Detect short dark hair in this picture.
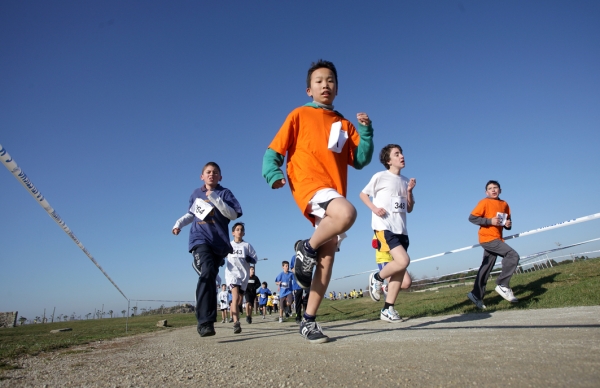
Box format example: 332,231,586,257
379,144,403,169
262,281,267,286
282,260,289,266
202,161,221,174
232,222,245,232
486,180,501,190
306,59,338,88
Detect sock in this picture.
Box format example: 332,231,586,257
383,302,393,310
303,313,316,322
304,240,317,256
374,272,384,282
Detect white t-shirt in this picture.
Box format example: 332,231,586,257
361,170,409,235
225,240,257,290
217,290,229,310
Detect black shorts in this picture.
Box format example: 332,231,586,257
375,230,409,252
245,290,257,304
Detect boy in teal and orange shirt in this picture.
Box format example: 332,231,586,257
263,59,374,343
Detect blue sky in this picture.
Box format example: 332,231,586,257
1,1,599,320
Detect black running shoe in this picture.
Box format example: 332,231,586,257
246,316,252,324
294,239,317,289
299,319,329,344
233,321,242,334
197,323,215,337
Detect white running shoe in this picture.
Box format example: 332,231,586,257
278,317,283,323
467,292,487,310
380,306,402,322
369,272,383,302
495,285,518,303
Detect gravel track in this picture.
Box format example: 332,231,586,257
2,306,599,387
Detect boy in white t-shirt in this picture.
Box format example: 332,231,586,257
225,222,258,334
359,144,416,322
217,284,229,323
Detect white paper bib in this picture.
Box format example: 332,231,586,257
328,121,348,153
191,198,214,220
391,195,408,213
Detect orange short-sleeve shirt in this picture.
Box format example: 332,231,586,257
471,197,511,243
268,106,360,223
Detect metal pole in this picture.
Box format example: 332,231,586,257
126,300,130,333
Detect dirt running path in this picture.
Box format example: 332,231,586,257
2,306,599,387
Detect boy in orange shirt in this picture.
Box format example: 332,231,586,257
467,180,520,309
262,59,374,343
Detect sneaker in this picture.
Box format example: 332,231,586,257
295,317,302,324
246,316,252,324
233,321,242,334
197,323,215,337
262,315,265,320
495,285,518,303
228,318,233,323
368,272,383,302
221,319,225,324
294,239,317,289
299,319,329,344
279,317,283,323
467,292,487,310
380,306,402,322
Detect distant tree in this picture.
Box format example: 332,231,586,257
108,310,113,318
141,308,147,315
132,306,138,316
35,316,40,323
19,317,27,326
63,315,68,322
121,309,126,317
85,313,91,320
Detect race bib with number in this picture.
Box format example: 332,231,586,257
496,212,508,226
281,282,288,288
391,196,407,213
328,121,348,153
191,198,214,220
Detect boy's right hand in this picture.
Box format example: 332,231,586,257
172,228,181,235
490,217,502,226
272,178,286,189
373,207,387,217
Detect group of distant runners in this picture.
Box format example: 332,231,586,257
172,59,520,344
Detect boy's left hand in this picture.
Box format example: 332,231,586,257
505,219,512,228
407,178,416,191
357,112,371,126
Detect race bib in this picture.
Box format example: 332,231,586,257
191,198,214,220
281,282,288,288
248,279,255,284
328,121,348,153
496,212,508,226
391,196,407,213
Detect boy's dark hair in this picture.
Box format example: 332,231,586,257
379,144,403,169
202,161,221,174
486,180,501,190
282,260,289,266
306,59,338,88
231,222,245,232
262,281,267,286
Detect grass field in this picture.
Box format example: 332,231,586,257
1,257,599,364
